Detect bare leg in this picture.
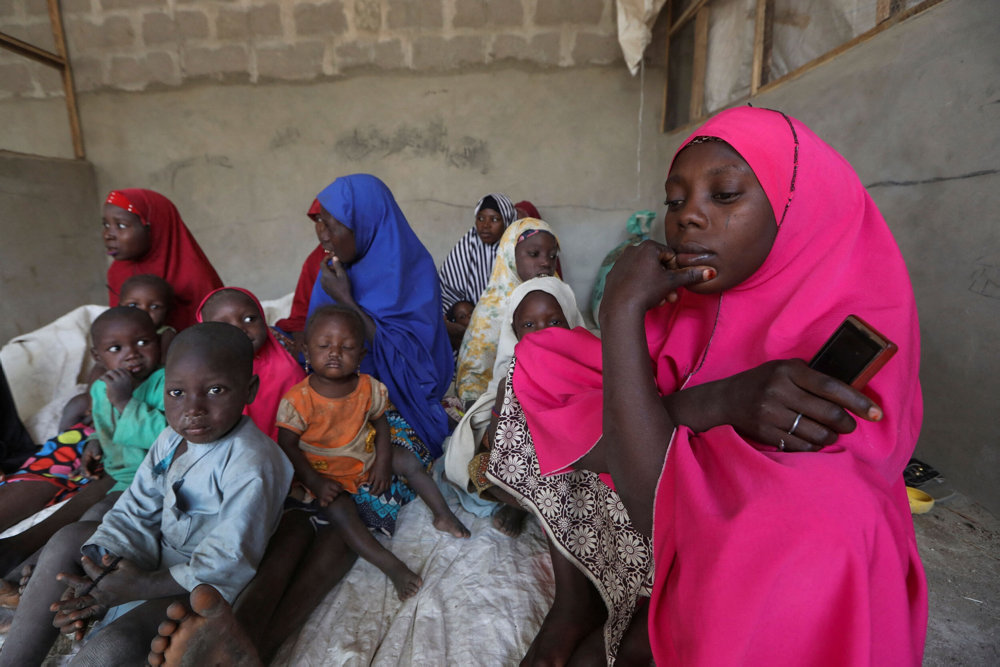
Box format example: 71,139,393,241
77,490,121,523
0,481,61,534
148,584,262,667
0,476,113,577
392,448,470,538
233,510,314,643
70,595,185,666
323,494,422,601
613,598,652,666
256,524,357,662
521,538,606,667
0,521,99,666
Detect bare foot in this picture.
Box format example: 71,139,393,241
432,510,471,538
18,563,33,596
492,505,528,537
386,563,423,601
147,584,262,666
522,592,606,666
0,578,20,608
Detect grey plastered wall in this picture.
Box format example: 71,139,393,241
651,0,1000,513
0,151,105,345
0,65,665,311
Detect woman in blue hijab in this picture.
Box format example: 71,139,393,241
305,174,454,460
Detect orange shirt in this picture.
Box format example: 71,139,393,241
276,374,388,494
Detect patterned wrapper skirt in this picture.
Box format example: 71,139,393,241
485,355,653,664
0,425,96,505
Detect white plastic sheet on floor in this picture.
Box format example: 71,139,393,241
1,297,555,664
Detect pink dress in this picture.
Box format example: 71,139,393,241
488,107,927,665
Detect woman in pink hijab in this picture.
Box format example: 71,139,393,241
487,107,926,665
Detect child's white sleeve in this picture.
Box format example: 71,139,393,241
84,430,170,569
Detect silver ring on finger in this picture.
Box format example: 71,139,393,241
778,438,786,451
788,413,803,436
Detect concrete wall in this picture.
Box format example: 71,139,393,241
1,0,997,512
0,151,105,345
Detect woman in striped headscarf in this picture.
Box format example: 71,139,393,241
438,193,517,349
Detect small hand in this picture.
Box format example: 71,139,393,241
51,555,135,617
77,440,104,480
601,241,714,320
368,458,392,496
319,255,354,305
311,477,343,507
101,367,136,411
52,584,102,640
720,359,883,452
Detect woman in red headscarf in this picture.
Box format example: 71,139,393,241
103,189,223,330
488,107,926,665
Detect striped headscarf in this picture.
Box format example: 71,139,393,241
438,193,516,314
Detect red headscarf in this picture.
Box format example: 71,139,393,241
105,189,223,330
274,198,325,333
197,287,305,441
514,200,540,220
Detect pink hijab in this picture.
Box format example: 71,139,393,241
197,287,305,441
514,107,926,664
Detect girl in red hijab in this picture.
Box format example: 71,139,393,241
197,287,305,441
104,189,222,330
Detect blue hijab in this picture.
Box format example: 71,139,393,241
307,174,453,456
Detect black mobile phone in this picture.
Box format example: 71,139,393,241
808,315,897,389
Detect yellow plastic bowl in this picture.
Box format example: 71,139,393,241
907,486,935,514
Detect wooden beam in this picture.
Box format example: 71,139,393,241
0,31,65,68
668,0,710,37
750,0,767,94
47,0,85,159
660,1,674,133
688,5,709,121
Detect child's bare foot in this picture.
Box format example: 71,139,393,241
387,563,423,601
492,505,528,537
0,578,20,608
432,510,471,538
147,584,261,666
18,563,33,595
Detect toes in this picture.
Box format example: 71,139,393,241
150,634,170,654
147,650,166,666
165,600,190,622
155,619,178,637
189,584,225,618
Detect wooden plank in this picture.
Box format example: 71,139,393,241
47,0,85,159
877,0,892,22
668,0,710,37
750,0,767,94
660,1,674,133
0,31,65,68
688,5,709,121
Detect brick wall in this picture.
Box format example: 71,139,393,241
0,0,622,99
